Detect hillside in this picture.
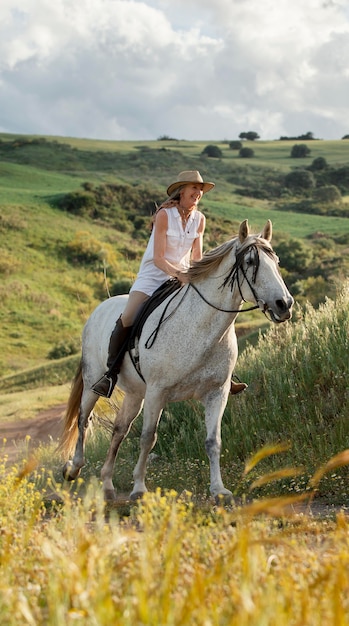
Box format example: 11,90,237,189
0,133,348,380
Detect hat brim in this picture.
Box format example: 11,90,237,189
167,180,215,197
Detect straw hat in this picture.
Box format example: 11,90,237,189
167,170,215,196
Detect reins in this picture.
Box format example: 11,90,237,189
188,282,259,314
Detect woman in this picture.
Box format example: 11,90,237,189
92,170,247,398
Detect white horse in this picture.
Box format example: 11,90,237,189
59,220,293,502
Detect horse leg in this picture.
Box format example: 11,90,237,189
62,390,97,481
130,395,163,500
100,393,144,501
204,391,233,502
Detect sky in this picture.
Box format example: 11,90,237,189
1,0,349,142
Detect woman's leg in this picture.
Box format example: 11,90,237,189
91,291,150,397
121,291,150,327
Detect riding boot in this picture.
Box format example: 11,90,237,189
230,379,248,395
91,316,132,398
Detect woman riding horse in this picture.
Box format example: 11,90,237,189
92,170,247,398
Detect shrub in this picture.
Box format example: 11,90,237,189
275,237,313,274
329,166,349,193
313,185,342,204
110,278,134,295
239,147,255,159
66,231,118,267
201,145,223,158
48,339,80,360
59,190,95,216
290,144,311,158
285,169,315,191
229,140,242,150
308,157,328,171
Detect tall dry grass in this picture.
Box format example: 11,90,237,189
0,456,349,626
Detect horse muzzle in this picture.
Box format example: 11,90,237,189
258,296,294,323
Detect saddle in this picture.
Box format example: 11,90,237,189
129,278,182,347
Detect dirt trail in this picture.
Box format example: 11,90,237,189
0,404,66,465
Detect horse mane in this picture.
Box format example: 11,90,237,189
186,234,275,283
186,237,239,282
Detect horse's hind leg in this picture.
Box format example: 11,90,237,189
63,390,97,481
101,393,144,501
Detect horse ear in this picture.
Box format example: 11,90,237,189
261,219,272,241
239,219,249,242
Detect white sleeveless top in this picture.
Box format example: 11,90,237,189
130,207,202,296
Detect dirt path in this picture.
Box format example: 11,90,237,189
0,404,66,465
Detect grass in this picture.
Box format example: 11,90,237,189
0,464,349,625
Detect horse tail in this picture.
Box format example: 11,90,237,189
57,360,83,459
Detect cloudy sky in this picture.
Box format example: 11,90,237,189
1,0,349,141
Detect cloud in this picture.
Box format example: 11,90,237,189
0,0,348,140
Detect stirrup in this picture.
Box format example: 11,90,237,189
91,375,115,398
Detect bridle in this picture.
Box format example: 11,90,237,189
189,241,277,315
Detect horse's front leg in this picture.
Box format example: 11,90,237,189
101,394,144,501
130,393,164,500
204,387,233,503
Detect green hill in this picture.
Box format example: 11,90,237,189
0,133,348,381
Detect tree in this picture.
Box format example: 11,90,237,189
201,144,223,158
239,131,260,141
239,147,255,158
290,144,311,158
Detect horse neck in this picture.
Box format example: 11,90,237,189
190,266,244,323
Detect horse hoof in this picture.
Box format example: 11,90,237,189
129,491,145,501
104,489,117,502
214,491,234,506
62,461,81,482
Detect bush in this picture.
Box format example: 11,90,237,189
313,185,342,204
308,157,328,171
66,231,118,267
290,144,311,158
275,237,313,274
110,278,133,295
59,190,96,216
239,147,255,159
329,166,349,193
285,169,315,191
201,145,223,158
229,141,242,150
48,339,80,359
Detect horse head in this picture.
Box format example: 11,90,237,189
235,219,294,323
